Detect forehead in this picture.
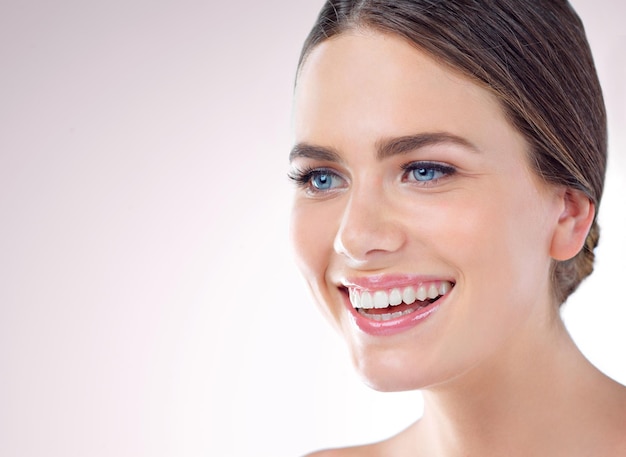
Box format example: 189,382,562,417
293,31,512,151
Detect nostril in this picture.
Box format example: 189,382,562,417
333,221,406,261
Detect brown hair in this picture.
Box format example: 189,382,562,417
298,0,607,305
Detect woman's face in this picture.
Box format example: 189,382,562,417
290,31,564,391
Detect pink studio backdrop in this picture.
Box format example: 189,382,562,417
0,1,624,456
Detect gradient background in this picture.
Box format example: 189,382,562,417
1,1,624,456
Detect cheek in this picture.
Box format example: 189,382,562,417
290,201,344,326
289,202,335,283
462,192,554,306
420,184,554,293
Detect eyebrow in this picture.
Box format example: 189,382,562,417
376,132,480,160
289,143,343,163
289,132,479,163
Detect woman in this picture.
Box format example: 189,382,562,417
288,1,626,456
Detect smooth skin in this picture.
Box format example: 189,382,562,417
290,31,626,457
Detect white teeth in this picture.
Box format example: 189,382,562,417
358,308,415,321
361,291,373,309
416,285,428,301
402,287,416,304
373,290,388,308
389,288,402,306
348,281,454,310
427,284,439,299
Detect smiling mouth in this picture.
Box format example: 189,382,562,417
345,281,454,322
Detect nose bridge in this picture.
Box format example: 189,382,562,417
333,180,405,263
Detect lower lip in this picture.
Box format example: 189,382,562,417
345,293,446,337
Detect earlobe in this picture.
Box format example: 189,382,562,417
549,188,595,261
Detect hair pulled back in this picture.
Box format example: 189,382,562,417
298,0,607,305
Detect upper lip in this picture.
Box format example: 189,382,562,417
339,273,455,290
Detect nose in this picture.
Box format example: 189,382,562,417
333,188,406,265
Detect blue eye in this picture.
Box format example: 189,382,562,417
311,172,335,190
403,162,455,184
412,167,441,182
288,167,346,195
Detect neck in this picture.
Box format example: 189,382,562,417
416,312,611,456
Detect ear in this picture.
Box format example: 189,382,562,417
549,188,595,261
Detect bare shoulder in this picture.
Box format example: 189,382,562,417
302,450,339,457
302,422,419,457
610,386,626,454
591,378,626,455
302,449,347,457
302,443,380,457
302,435,406,457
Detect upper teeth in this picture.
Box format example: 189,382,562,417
348,281,453,309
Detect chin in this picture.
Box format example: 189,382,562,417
349,349,437,392
357,368,430,393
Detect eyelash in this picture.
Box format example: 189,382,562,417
401,161,456,186
288,161,456,194
288,166,345,194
